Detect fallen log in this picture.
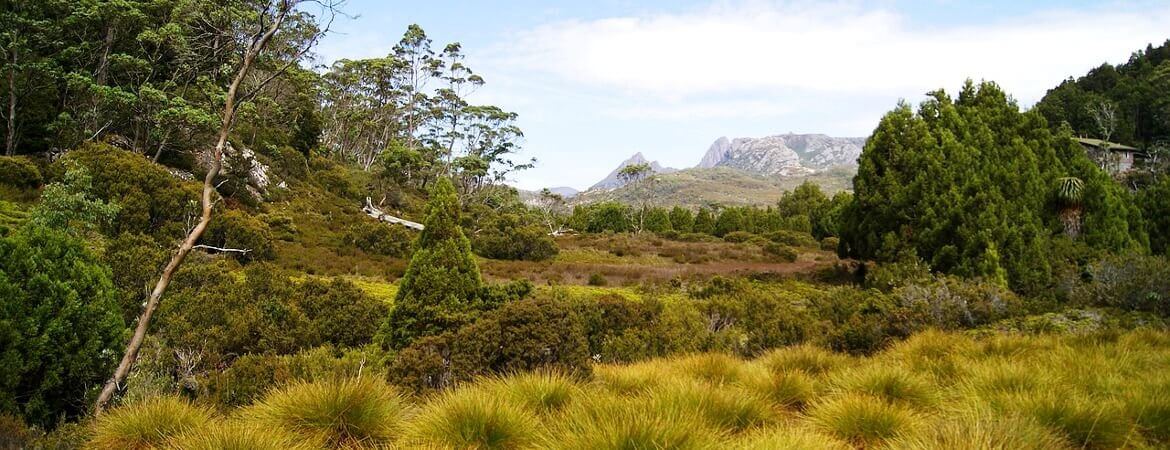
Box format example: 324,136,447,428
363,197,424,231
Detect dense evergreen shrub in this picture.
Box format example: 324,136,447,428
103,233,169,323
668,206,694,233
763,242,799,262
0,156,42,189
0,226,125,427
380,178,485,350
62,143,200,238
343,219,413,257
473,215,558,261
202,209,276,262
722,231,755,243
389,297,590,393
157,263,387,366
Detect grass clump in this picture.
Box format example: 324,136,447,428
740,369,816,410
808,393,922,447
671,353,748,385
1124,380,1170,445
830,365,939,409
244,377,408,448
548,395,722,450
89,396,213,450
758,345,850,377
648,380,774,433
404,386,539,449
166,423,311,450
1011,392,1132,449
483,371,580,416
734,426,852,450
592,360,668,395
888,407,1070,450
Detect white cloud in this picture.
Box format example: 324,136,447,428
498,1,1170,103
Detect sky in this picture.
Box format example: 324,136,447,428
313,0,1170,191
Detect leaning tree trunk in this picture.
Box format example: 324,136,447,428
93,5,290,414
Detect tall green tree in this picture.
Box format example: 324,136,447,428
380,177,484,349
840,81,1146,293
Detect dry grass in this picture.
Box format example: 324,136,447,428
89,330,1170,449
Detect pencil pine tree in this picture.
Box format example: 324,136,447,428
380,177,483,349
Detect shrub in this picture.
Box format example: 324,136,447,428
390,297,590,393
678,232,720,243
89,397,212,450
380,178,484,350
0,226,125,427
157,263,387,367
766,229,818,247
244,377,409,448
895,276,1025,329
864,258,933,292
723,231,756,243
809,393,921,447
202,209,276,262
404,387,539,449
343,219,413,257
103,232,170,323
473,219,558,261
0,156,42,189
587,272,607,286
763,242,799,262
62,143,200,238
821,236,840,251
1073,254,1170,316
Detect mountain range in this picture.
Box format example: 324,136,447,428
535,133,865,207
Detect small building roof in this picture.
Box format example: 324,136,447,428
1075,137,1139,152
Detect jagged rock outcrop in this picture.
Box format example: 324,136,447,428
697,133,865,176
590,152,677,190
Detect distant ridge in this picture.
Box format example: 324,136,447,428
589,152,677,190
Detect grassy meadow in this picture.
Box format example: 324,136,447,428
85,329,1170,449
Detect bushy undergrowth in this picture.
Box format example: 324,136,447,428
89,330,1170,449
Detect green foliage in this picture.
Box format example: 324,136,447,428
103,233,169,323
89,397,212,450
202,209,276,262
29,162,119,236
840,81,1146,293
1072,254,1170,316
244,377,408,448
722,231,756,243
669,206,695,233
1035,40,1170,147
714,208,744,237
389,296,590,393
473,214,559,261
157,263,388,366
62,143,198,238
587,273,608,286
0,156,42,189
343,219,413,257
763,242,799,262
1138,176,1170,256
203,346,385,408
0,226,125,427
381,178,485,349
693,207,715,234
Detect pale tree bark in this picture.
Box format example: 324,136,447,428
93,0,319,414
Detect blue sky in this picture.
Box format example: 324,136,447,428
315,0,1170,191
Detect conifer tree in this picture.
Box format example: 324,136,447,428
693,207,716,235
380,177,483,349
